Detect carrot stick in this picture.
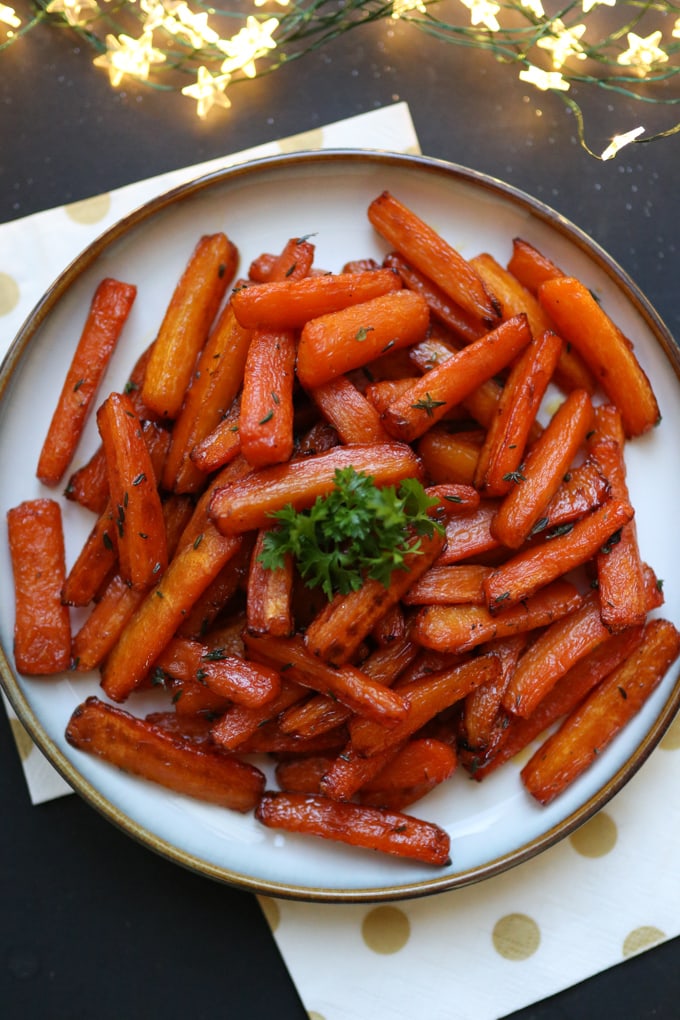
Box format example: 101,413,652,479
417,427,483,487
483,499,635,612
357,737,458,810
7,499,71,674
152,637,280,708
521,618,680,804
208,442,422,535
255,791,452,866
141,233,237,419
250,236,316,282
210,678,308,750
382,314,532,443
367,191,500,328
36,278,137,486
538,276,660,438
507,237,565,295
473,330,563,497
529,459,609,537
490,388,594,549
402,564,491,605
72,574,144,672
230,268,402,330
308,375,392,445
436,501,501,565
66,697,265,813
460,634,526,751
189,395,242,476
246,530,294,637
296,289,430,388
238,328,296,469
413,579,583,654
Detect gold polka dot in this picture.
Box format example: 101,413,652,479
10,717,35,763
492,913,541,961
65,193,111,225
257,895,280,932
0,272,20,315
622,926,666,958
362,905,411,955
276,128,325,154
659,713,680,750
569,811,618,858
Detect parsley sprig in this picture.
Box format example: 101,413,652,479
258,467,443,600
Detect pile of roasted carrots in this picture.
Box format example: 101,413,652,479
7,189,680,869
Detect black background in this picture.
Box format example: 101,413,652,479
1,10,679,1018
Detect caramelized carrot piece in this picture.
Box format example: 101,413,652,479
382,315,531,443
460,634,526,751
141,233,237,419
249,236,316,282
37,278,137,486
521,618,680,804
507,237,565,295
296,289,430,388
413,579,583,654
490,388,594,549
66,697,265,812
538,276,660,437
529,459,609,536
208,442,422,535
383,251,486,344
358,737,458,810
7,499,71,674
210,678,308,750
483,499,634,612
417,427,483,487
255,791,452,866
309,375,392,445
189,395,242,476
239,328,296,468
402,564,491,605
230,268,402,330
436,501,501,565
153,637,280,708
367,191,500,328
72,574,144,672
246,530,294,638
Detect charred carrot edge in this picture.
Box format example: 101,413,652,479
162,302,252,493
469,625,645,780
473,330,563,497
520,618,680,805
255,791,452,866
382,314,531,443
37,278,137,486
207,442,422,535
96,392,168,591
367,190,500,328
7,498,72,675
483,499,635,612
238,328,296,469
309,375,392,446
230,268,402,330
296,289,430,389
530,459,609,536
66,697,265,812
538,276,660,438
490,388,594,549
246,530,294,638
100,525,243,702
141,233,237,419
383,251,486,344
303,530,444,666
413,579,584,654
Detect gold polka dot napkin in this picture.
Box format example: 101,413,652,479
2,100,679,1020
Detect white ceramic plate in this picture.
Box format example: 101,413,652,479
2,151,679,901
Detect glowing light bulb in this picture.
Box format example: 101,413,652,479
600,125,645,160
519,64,570,91
536,19,587,69
458,0,501,33
617,31,668,73
218,16,279,78
181,65,232,117
93,30,166,87
45,0,99,26
0,2,21,28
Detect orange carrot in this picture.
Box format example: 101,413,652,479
308,375,393,445
238,328,296,468
246,530,294,637
507,237,565,295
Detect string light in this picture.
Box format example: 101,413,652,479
1,0,678,158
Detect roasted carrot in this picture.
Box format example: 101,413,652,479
521,618,680,804
66,697,265,812
460,634,526,751
490,388,594,549
36,278,137,487
296,289,430,388
255,791,451,866
529,459,609,537
357,737,458,810
483,499,634,612
71,574,144,672
152,637,280,708
189,395,242,476
208,442,422,535
7,499,71,674
141,233,237,419
238,328,296,468
367,191,500,328
210,678,308,750
308,375,392,445
538,276,660,437
230,268,402,330
402,564,491,605
436,501,501,565
382,314,532,443
413,579,583,654
417,427,483,487
506,237,565,295
249,236,316,282
246,530,294,637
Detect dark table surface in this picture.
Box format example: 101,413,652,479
1,11,679,1019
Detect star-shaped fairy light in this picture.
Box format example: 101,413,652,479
181,65,232,117
617,31,669,73
93,30,166,87
253,0,290,7
519,63,570,91
0,3,20,29
581,0,615,12
458,0,501,32
600,125,645,160
140,0,219,48
391,0,427,18
218,16,279,78
520,0,545,18
673,17,680,39
536,19,587,69
45,0,99,26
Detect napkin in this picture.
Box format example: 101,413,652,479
2,100,679,1020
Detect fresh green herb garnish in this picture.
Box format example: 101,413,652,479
258,466,442,599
